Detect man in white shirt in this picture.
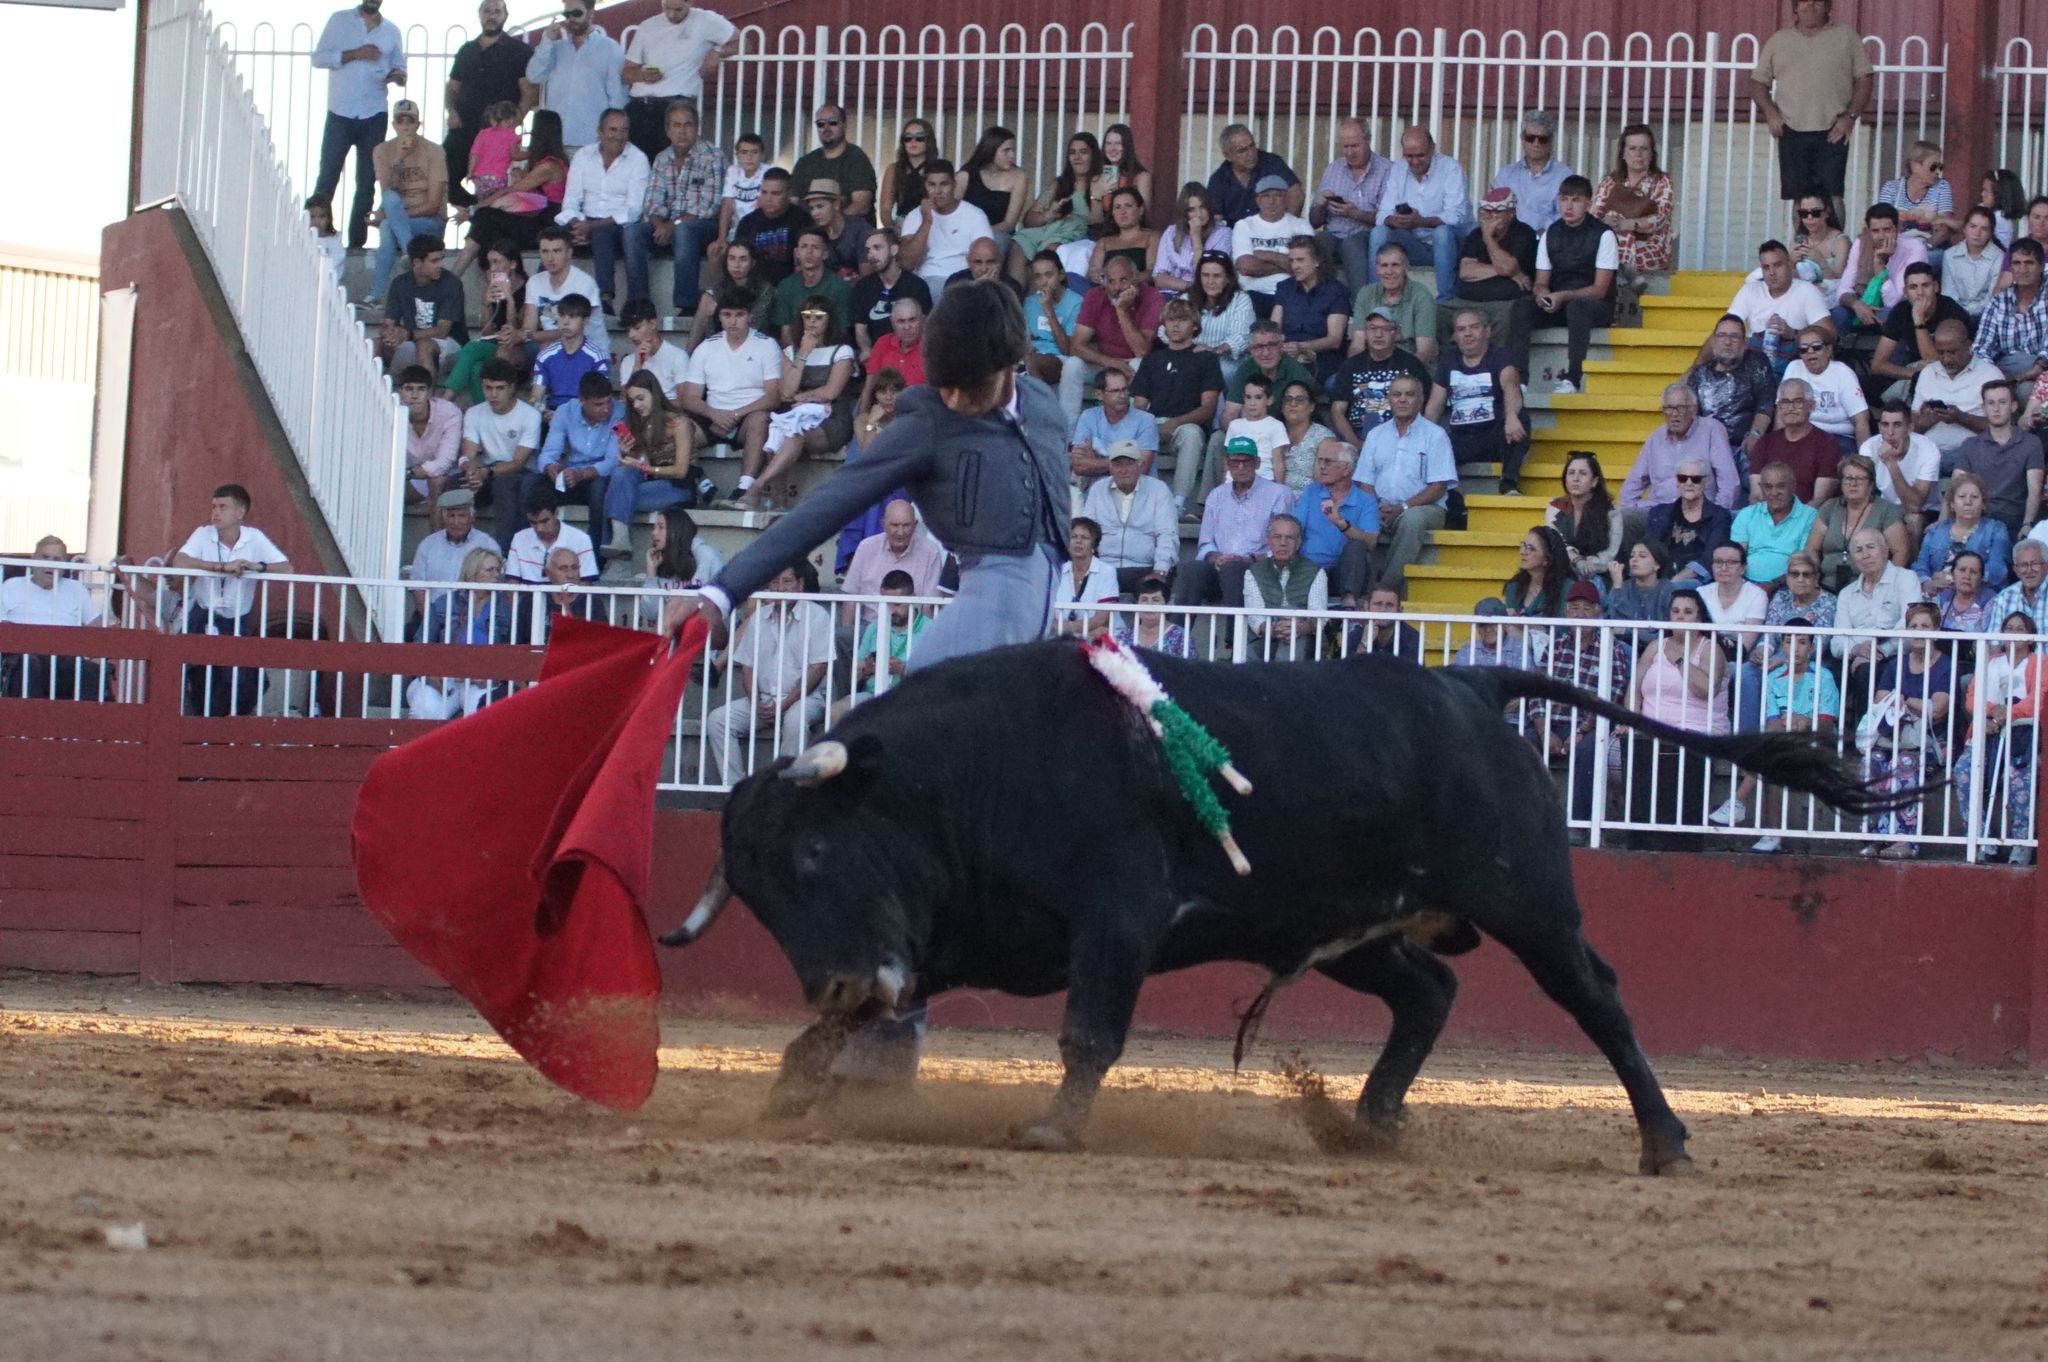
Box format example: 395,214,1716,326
460,355,546,545
680,287,785,504
1723,239,1830,368
620,0,738,159
705,561,834,782
171,485,293,716
1366,126,1472,304
524,226,610,349
1860,399,1939,522
1079,442,1180,594
1230,177,1313,298
504,484,597,583
1360,373,1457,589
311,0,408,248
0,536,106,700
1911,318,2004,467
897,160,993,295
558,109,650,315
616,300,690,400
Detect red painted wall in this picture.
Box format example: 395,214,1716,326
99,209,338,578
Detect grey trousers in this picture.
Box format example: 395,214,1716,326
904,543,1059,673
1372,503,1447,590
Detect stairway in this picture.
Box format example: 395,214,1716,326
1407,271,1747,612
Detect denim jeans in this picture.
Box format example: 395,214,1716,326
314,111,388,248
585,220,626,306
602,465,691,525
1365,223,1461,302
370,189,447,301
623,216,717,310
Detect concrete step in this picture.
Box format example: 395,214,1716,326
1655,271,1748,299
1424,528,1528,570
1589,326,1710,349
1584,351,1699,375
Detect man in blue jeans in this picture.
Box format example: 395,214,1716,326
1365,126,1472,305
624,101,725,315
311,0,408,247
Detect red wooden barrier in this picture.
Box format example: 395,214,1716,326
2,626,2044,1065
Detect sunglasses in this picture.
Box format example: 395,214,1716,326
799,308,828,319
1674,473,1706,484
1798,342,1828,354
1523,132,1552,144
902,132,927,144
563,7,586,15
1798,207,1827,218
815,118,842,128
1282,394,1314,404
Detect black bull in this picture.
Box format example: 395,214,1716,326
665,642,1914,1174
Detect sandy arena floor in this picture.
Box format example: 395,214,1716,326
1,975,2045,1362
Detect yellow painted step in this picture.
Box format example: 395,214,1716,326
1405,564,1508,611
1560,370,1676,396
1529,410,1662,441
1589,326,1708,347
1460,494,1553,535
1585,351,1702,374
1656,271,1747,299
1424,529,1528,570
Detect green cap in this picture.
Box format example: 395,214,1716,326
1224,436,1259,459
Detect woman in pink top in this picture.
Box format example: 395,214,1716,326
1624,588,1729,846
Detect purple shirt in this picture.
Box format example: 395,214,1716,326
1836,233,1930,309
1620,416,1744,510
1197,476,1296,559
1314,154,1393,240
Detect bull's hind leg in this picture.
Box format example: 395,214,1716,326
1314,940,1458,1140
1490,915,1692,1176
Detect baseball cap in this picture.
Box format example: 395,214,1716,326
1566,580,1601,605
393,99,422,120
1253,174,1290,195
1223,437,1260,460
804,178,843,203
1473,597,1509,617
1364,305,1400,325
436,487,476,510
1480,186,1517,212
1106,440,1145,463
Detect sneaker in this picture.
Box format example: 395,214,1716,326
1552,378,1578,396
1497,480,1522,496
1750,836,1782,854
1708,796,1746,827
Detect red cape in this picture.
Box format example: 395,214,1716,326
352,615,709,1109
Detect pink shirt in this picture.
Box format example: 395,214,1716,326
1637,636,1731,735
841,530,945,598
406,397,464,477
469,125,522,184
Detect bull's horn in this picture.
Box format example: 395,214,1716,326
780,740,848,785
659,857,732,947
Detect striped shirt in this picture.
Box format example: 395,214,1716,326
644,139,727,223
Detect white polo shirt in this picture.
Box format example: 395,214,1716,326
685,330,783,410
177,524,289,618
1911,354,2006,454
463,398,545,466
505,524,598,582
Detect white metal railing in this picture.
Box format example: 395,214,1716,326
6,556,2038,860
141,0,409,636
1996,38,2048,200
220,17,1134,211
1180,25,1947,273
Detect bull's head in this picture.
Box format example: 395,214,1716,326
703,734,936,1018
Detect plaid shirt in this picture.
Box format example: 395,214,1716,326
1974,285,2048,363
644,139,726,222
1538,624,1633,747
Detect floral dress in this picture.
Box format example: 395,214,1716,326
1591,171,1676,273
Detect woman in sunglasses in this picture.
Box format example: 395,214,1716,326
741,295,858,510
1876,140,1961,248
880,118,940,226
1788,195,1849,291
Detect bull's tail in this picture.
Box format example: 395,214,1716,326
1447,665,1932,817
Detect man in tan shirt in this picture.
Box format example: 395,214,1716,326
368,98,449,302
1750,0,1872,235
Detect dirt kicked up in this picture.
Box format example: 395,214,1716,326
2,977,2045,1362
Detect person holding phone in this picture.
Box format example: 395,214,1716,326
1310,118,1392,292
1365,126,1472,305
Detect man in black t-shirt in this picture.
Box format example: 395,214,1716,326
728,170,802,286
1871,261,1972,401
442,0,531,207
848,226,934,358
1133,299,1227,508
1428,309,1530,491
380,235,469,383
1454,186,1539,366
1328,306,1436,447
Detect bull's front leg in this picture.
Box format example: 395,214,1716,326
765,1013,857,1118
1012,913,1157,1153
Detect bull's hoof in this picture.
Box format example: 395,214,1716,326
1010,1121,1084,1153
1639,1133,1697,1176
763,1078,826,1120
